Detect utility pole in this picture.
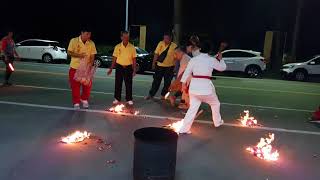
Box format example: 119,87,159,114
173,0,182,43
125,0,129,31
291,0,303,62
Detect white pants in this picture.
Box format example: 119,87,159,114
179,91,223,133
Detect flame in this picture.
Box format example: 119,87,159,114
240,110,258,127
9,63,14,72
166,120,184,134
61,131,91,144
134,111,139,115
246,133,279,161
109,104,125,113
165,92,170,99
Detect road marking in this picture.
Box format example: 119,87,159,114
0,100,319,136
6,84,315,112
1,68,319,95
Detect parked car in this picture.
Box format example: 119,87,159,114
221,49,266,77
94,47,152,73
15,39,67,63
281,55,320,81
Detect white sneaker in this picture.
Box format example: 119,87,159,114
113,99,119,105
81,100,89,109
215,120,224,128
74,103,80,110
127,101,134,105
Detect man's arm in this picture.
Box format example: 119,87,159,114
68,51,85,58
107,56,117,76
132,57,137,76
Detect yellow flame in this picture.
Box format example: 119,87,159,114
61,131,91,144
240,110,258,127
109,104,125,113
167,120,184,134
246,133,279,161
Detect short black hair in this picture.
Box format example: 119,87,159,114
163,31,173,38
200,41,212,54
80,26,92,33
121,30,129,36
175,46,187,53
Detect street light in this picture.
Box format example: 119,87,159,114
125,0,129,31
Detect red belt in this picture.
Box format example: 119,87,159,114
192,75,212,79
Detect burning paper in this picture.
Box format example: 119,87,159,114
246,133,279,161
240,110,259,127
109,104,125,113
164,120,184,134
61,131,91,144
108,104,139,115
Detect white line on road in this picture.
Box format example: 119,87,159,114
0,100,319,136
14,84,314,112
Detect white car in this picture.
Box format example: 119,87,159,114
15,39,67,63
221,49,266,77
281,55,320,81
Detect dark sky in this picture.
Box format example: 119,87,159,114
1,0,319,59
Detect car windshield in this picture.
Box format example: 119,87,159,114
48,42,60,47
136,48,148,54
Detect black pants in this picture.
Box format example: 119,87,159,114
2,55,14,83
149,66,174,97
115,64,133,101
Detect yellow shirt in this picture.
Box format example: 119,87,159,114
113,42,137,66
68,36,97,69
155,41,177,67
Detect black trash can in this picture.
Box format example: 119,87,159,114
133,127,178,180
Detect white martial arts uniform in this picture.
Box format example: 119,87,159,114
179,53,227,133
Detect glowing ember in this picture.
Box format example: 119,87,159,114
134,111,139,115
61,131,91,144
240,110,258,127
165,92,170,99
109,104,125,113
246,133,279,161
166,120,184,134
9,63,15,72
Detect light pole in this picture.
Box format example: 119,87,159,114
291,0,303,62
125,0,129,31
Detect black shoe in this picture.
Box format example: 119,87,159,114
144,95,153,100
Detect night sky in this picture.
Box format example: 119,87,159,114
1,0,319,59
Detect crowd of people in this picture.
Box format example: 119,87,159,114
2,28,319,133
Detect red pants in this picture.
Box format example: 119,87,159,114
69,68,92,104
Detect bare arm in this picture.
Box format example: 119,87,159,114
107,56,117,75
152,54,159,69
68,50,85,58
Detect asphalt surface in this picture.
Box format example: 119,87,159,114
0,61,320,180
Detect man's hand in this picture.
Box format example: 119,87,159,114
107,68,113,76
152,62,156,70
132,70,136,77
216,52,222,61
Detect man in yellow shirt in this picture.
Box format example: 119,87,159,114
67,28,97,109
108,31,137,105
145,32,177,100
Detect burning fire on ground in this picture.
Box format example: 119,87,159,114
239,110,260,127
164,120,184,134
246,133,279,161
108,104,139,115
61,131,91,144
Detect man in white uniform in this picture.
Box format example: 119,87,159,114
178,41,227,134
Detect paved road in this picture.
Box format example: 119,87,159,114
0,62,319,180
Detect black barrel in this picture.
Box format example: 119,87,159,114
133,127,178,180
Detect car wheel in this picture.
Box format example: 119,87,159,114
245,65,261,78
294,69,308,81
42,54,53,63
94,59,102,67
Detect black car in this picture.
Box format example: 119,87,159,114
94,47,153,73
